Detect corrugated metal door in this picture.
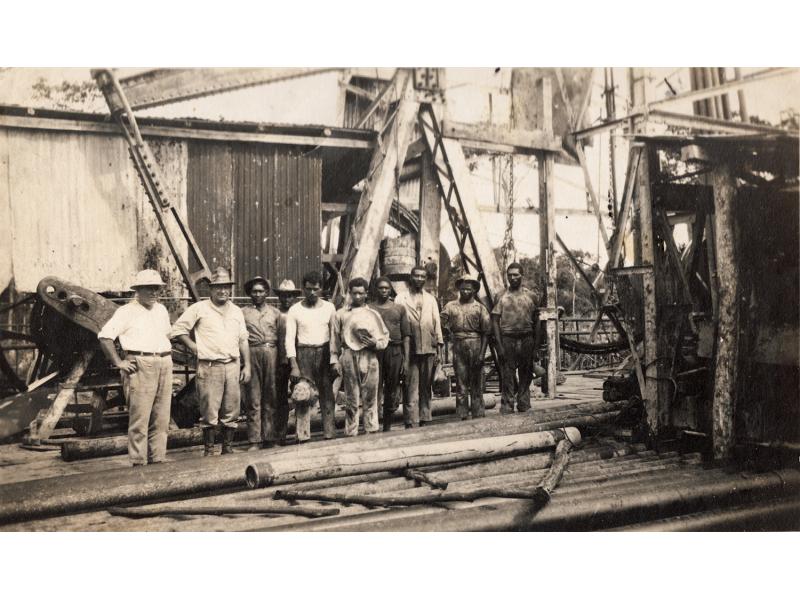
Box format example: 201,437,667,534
187,141,322,296
233,145,321,294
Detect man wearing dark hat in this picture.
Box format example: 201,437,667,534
171,267,251,456
274,279,302,445
241,275,281,450
330,277,389,436
369,276,410,431
441,274,491,419
98,269,173,466
491,262,540,413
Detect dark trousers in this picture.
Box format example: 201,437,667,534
500,334,536,413
404,354,435,426
274,361,291,442
377,344,404,427
452,338,485,419
245,345,285,444
296,345,336,440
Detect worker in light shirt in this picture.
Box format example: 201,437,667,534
98,269,173,467
171,267,251,456
285,271,337,443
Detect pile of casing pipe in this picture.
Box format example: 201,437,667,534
608,496,800,532
59,395,498,461
0,402,619,524
257,466,800,532
277,453,703,508
2,442,644,531
245,428,582,488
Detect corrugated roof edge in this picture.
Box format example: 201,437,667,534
0,104,377,142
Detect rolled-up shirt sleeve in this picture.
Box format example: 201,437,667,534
237,311,248,345
329,311,342,363
285,311,298,359
97,310,126,341
170,303,199,339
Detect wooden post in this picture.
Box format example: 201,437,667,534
537,76,558,400
636,146,660,439
27,349,94,443
337,70,418,299
419,149,441,294
711,162,738,459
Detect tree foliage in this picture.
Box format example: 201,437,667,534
444,247,600,317
31,78,102,111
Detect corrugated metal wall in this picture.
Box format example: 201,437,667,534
188,142,322,295
1,125,322,297
0,128,188,294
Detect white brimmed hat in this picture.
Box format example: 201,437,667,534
131,269,166,289
276,279,302,295
455,274,480,290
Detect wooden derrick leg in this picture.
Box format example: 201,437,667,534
711,163,738,459
26,349,94,444
636,147,660,441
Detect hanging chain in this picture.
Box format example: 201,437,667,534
501,154,516,274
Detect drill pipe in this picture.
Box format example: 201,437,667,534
1,404,616,524
245,428,582,488
260,467,800,532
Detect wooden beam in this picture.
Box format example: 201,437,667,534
556,234,600,304
537,76,559,400
574,144,611,251
0,114,374,149
419,150,441,293
711,162,738,459
647,110,790,135
635,146,661,439
117,68,341,110
337,71,418,294
440,120,562,153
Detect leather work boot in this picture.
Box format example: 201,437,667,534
202,428,216,457
221,427,236,455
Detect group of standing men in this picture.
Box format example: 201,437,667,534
97,260,544,466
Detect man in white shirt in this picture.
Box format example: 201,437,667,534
330,277,389,436
285,271,337,442
171,267,251,456
98,270,173,466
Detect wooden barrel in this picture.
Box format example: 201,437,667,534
380,234,417,281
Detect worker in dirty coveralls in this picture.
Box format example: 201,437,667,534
331,277,390,436
396,265,444,428
285,271,337,443
491,262,542,414
440,274,491,420
171,267,251,456
273,279,302,446
241,275,282,450
98,269,173,467
368,276,411,432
